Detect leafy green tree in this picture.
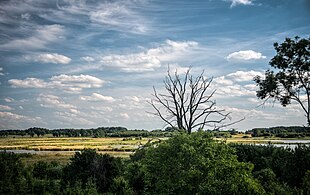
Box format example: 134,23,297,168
231,144,310,190
254,36,310,126
62,149,122,193
129,132,265,194
0,152,28,194
253,168,293,195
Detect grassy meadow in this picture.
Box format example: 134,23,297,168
0,136,151,164
1,134,309,165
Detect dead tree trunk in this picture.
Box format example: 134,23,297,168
149,67,240,134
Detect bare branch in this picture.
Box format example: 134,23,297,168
149,67,240,133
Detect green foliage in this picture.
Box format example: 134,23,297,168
253,168,293,195
128,132,265,194
62,149,122,193
254,36,310,126
231,144,310,191
301,170,310,194
248,126,310,137
109,176,134,195
0,152,28,194
0,126,176,138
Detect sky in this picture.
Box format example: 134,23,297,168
0,0,309,131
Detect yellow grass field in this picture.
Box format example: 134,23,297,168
0,136,151,164
1,134,308,165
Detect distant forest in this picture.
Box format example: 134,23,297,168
0,126,310,138
246,126,310,138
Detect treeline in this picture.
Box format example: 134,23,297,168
0,127,176,138
246,126,310,138
1,132,309,194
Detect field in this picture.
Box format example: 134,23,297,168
1,134,309,165
0,136,152,164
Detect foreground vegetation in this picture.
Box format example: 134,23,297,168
1,132,310,194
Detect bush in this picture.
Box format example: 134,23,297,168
128,132,265,194
62,149,123,193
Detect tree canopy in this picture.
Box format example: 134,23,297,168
254,36,310,126
129,132,265,194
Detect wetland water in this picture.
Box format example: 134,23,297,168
253,139,310,149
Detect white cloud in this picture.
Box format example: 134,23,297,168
90,106,113,112
80,93,115,102
25,53,71,64
4,97,15,103
37,94,78,113
50,74,104,92
120,112,130,119
81,56,95,62
226,50,266,61
211,70,263,98
9,74,105,93
0,67,4,76
21,13,31,20
227,70,263,82
89,1,148,34
131,96,140,102
0,25,65,50
244,84,258,90
229,0,253,7
216,84,255,97
100,40,198,72
213,76,234,85
0,111,41,129
0,105,13,111
9,78,48,88
54,111,95,126
220,106,273,119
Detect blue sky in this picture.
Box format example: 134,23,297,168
0,0,309,130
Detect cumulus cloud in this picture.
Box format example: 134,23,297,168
80,93,115,102
228,0,254,7
0,25,65,50
25,53,71,64
37,94,78,113
0,111,41,129
244,84,258,90
215,84,255,97
220,106,273,119
227,70,264,82
4,97,15,103
211,70,264,98
226,50,266,61
54,111,95,126
0,67,4,76
8,74,105,93
120,112,130,119
213,76,234,86
90,106,113,112
9,78,48,88
131,96,140,102
0,105,13,111
81,56,95,62
50,74,104,92
100,40,198,72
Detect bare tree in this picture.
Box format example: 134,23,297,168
148,67,240,134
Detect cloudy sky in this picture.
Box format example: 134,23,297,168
0,0,309,130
